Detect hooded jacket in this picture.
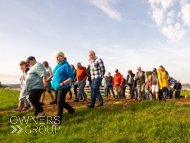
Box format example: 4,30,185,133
112,72,124,87
157,67,169,90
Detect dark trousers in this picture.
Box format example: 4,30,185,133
122,86,126,98
106,86,115,98
55,87,75,124
175,90,180,99
29,89,44,116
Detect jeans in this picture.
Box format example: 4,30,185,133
104,86,107,96
91,78,103,106
128,84,134,98
106,86,115,98
76,80,87,100
146,90,153,100
29,89,44,116
55,87,75,124
168,90,173,99
134,88,138,99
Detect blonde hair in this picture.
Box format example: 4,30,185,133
148,75,152,80
55,51,64,57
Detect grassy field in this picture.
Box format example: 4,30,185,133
1,90,190,142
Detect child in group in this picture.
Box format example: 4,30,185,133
13,61,31,111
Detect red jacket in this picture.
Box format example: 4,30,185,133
113,72,124,87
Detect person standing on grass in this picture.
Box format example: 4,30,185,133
133,76,138,99
146,75,153,100
25,56,47,118
157,65,170,101
174,80,181,99
86,59,92,86
113,69,124,99
51,51,75,127
68,64,78,100
135,66,147,101
74,63,88,102
122,78,126,98
106,72,115,98
103,76,108,97
126,70,135,99
87,50,105,108
168,80,173,99
13,61,30,111
151,68,159,100
40,61,56,105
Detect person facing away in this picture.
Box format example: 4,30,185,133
25,56,48,118
51,51,75,127
174,80,182,99
87,50,105,108
106,72,115,98
41,61,55,105
112,69,124,99
126,70,135,99
135,66,147,101
157,65,170,101
74,62,88,102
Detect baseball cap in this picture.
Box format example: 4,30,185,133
26,56,35,63
153,68,157,72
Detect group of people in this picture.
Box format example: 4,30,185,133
14,50,105,127
103,66,182,101
13,50,182,126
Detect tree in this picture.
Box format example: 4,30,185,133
146,71,153,77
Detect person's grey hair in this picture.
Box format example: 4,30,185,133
76,62,81,66
55,51,64,57
89,50,95,55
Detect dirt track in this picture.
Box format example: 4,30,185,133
1,94,190,115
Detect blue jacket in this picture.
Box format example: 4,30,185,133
51,60,74,90
71,68,77,86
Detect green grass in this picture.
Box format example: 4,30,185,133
1,90,190,142
181,91,190,98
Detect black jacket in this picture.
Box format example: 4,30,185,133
106,76,113,87
86,65,91,82
174,83,181,90
126,73,135,85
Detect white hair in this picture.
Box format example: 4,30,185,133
54,51,64,57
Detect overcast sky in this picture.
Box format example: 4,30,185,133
0,0,190,84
